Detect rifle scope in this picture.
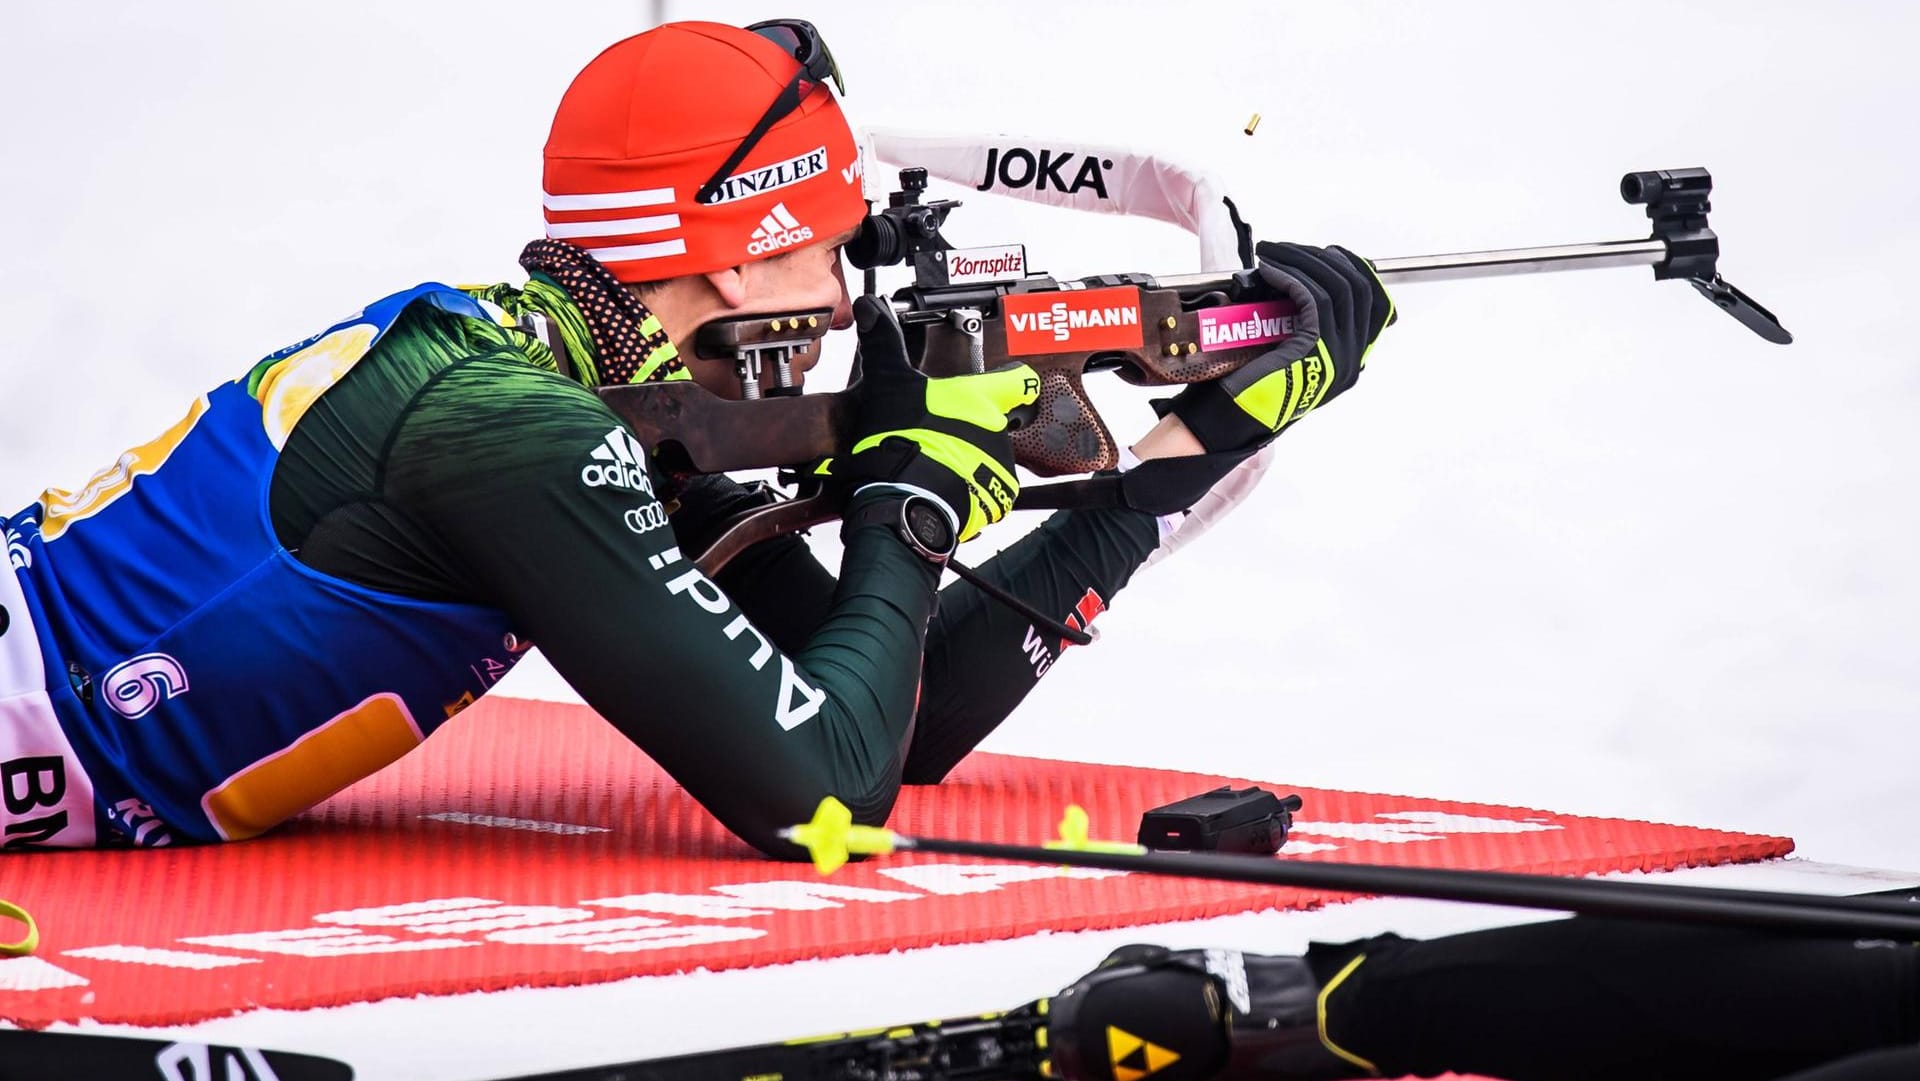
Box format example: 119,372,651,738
846,167,959,271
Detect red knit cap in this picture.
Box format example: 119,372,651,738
542,22,867,283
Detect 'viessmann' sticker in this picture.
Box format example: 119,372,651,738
1001,286,1143,356
1196,300,1296,352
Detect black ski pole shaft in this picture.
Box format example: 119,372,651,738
786,800,1920,939
893,835,1920,939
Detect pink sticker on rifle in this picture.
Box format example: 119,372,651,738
1196,300,1296,352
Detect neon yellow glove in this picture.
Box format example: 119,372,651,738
1172,243,1394,451
835,296,1039,541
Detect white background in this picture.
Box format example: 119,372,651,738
2,0,1916,884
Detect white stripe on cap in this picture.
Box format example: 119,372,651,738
545,213,682,240
585,238,689,263
543,187,675,212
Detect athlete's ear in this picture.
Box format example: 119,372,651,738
704,266,748,310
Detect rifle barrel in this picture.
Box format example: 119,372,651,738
1154,237,1669,290
1371,237,1669,283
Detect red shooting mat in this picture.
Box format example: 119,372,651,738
0,696,1791,1029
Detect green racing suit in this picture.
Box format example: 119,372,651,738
262,279,1162,854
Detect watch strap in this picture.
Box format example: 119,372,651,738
842,489,954,563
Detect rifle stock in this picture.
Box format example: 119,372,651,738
602,381,851,477
599,277,1285,574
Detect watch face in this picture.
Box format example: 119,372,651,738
903,498,956,555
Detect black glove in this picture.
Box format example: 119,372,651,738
824,295,1039,541
1169,242,1394,453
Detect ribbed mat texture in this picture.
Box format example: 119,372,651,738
0,696,1792,1026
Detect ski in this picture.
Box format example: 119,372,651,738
0,1029,354,1080
497,1002,1050,1081
0,1004,1048,1081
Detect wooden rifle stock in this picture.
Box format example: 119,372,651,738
598,279,1286,574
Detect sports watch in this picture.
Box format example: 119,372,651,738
845,492,957,564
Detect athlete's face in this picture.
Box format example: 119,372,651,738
687,227,856,398
741,227,858,333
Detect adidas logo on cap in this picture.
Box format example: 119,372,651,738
746,202,814,256
580,427,654,494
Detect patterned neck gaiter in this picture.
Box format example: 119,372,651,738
515,238,686,387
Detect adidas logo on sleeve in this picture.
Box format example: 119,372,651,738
746,202,814,256
579,428,654,495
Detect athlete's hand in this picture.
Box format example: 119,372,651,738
832,295,1040,541
1169,242,1394,452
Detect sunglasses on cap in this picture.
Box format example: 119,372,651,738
695,19,846,207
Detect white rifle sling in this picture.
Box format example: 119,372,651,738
863,128,1245,273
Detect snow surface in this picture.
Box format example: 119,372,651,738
3,1,1919,1076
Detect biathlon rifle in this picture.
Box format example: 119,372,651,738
598,165,1789,579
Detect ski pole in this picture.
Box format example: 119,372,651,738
783,799,1920,940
